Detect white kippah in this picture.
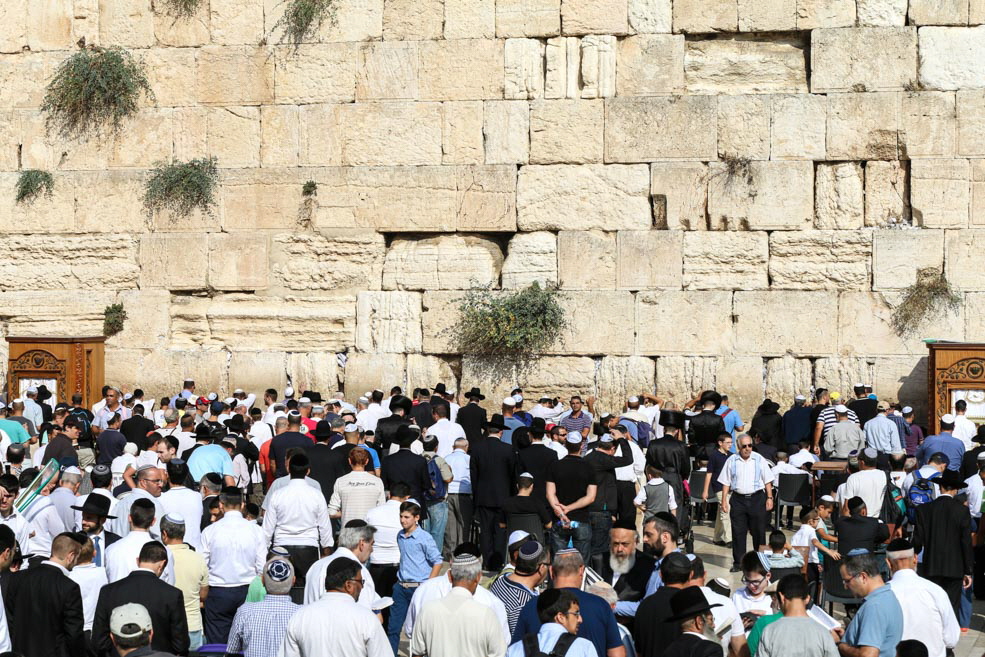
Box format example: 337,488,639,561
164,513,185,524
452,553,480,567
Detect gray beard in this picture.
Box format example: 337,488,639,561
609,552,636,575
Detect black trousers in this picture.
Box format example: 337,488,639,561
369,562,399,627
204,584,249,644
476,505,506,571
615,481,637,527
928,575,963,620
975,545,985,599
282,545,321,604
729,490,768,567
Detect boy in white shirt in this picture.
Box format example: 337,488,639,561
633,465,678,522
791,509,841,599
731,552,774,631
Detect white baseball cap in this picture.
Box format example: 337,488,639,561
110,603,152,639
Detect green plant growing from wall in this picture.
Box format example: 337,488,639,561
890,267,962,337
298,180,317,227
143,157,220,219
41,46,154,141
15,170,54,204
159,0,205,18
104,303,127,336
275,0,338,49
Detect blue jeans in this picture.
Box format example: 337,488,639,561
551,521,592,563
388,582,415,655
424,500,448,553
188,630,203,651
960,579,973,628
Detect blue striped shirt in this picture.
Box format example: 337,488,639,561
227,594,300,657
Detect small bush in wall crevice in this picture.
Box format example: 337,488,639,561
15,170,54,204
104,303,127,336
275,0,338,49
158,0,206,19
143,157,220,219
890,267,962,337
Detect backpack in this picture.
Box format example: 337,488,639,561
522,633,577,657
878,471,905,526
423,456,447,503
69,407,92,441
906,469,940,523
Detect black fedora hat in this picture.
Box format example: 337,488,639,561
71,493,116,519
433,383,448,396
667,585,721,622
530,417,546,438
659,409,687,430
485,413,508,431
465,387,485,401
36,385,52,402
224,414,245,433
314,419,333,438
700,390,723,410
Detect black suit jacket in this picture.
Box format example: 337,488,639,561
306,442,352,501
4,563,87,657
101,529,121,547
456,403,487,443
375,414,410,451
833,514,890,555
647,438,692,480
517,444,557,505
663,634,721,657
381,449,431,515
91,569,189,657
687,411,726,448
913,494,973,579
470,437,517,508
597,549,656,604
412,402,435,430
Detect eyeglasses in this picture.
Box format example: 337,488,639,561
562,611,582,617
739,443,753,449
742,576,767,587
841,573,862,586
348,578,365,587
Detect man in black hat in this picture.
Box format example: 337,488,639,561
73,493,119,568
381,425,431,517
687,392,726,456
413,388,435,430
305,419,352,504
646,411,691,484
471,417,517,571
457,388,488,443
376,395,413,452
660,586,722,657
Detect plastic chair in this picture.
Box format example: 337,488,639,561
775,473,811,527
817,473,848,499
505,512,545,545
821,554,859,614
687,471,711,524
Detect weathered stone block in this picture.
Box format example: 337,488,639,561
796,0,855,29
580,36,617,99
826,92,899,160
707,161,814,231
0,171,74,234
299,104,342,167
356,291,423,353
106,109,174,168
198,46,274,105
617,231,683,289
418,40,504,100
735,291,838,355
873,356,928,415
919,27,985,90
815,162,864,229
0,1,26,53
856,0,907,26
769,231,872,290
958,90,985,156
872,229,944,289
684,231,768,290
501,232,558,288
616,35,685,96
685,35,808,94
811,27,917,92
517,164,651,230
144,49,198,107
545,36,580,99
596,357,656,414
209,233,268,291
764,355,813,404
0,235,136,291
865,161,910,226
207,107,261,168
770,94,826,159
629,0,672,32
383,0,443,39
561,0,630,34
656,356,719,400
0,290,113,338
738,0,797,30
838,291,964,355
270,230,385,293
154,0,210,47
263,0,384,42
73,171,147,234
909,0,968,25
0,52,53,110
406,355,459,392
344,354,407,399
814,357,875,399
637,291,734,355
27,0,73,51
210,0,264,44
529,100,604,164
445,0,495,38
505,39,545,100
383,235,503,290
441,102,484,165
558,230,616,289
604,96,718,162
422,291,459,352
965,294,985,345
900,91,957,158
673,0,738,31
260,105,300,167
548,291,635,355
910,158,970,227
650,162,708,230
496,0,561,36
974,160,985,226
484,100,530,164
356,42,419,101
463,355,596,404
99,0,154,47
946,229,985,289
273,44,357,104
228,352,287,396
140,234,208,290
718,95,770,159
341,102,442,166
221,176,303,232
973,0,985,24
105,289,170,351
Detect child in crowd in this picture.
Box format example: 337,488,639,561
634,464,678,522
791,509,841,600
731,552,774,630
771,451,811,529
814,497,838,548
762,530,804,570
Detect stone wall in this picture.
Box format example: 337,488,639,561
3,0,985,419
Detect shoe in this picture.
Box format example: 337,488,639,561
785,523,794,530
729,565,741,573
961,628,969,633
713,540,727,547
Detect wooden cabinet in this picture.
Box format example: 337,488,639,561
5,337,105,408
927,341,985,435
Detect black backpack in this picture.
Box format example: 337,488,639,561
522,633,577,657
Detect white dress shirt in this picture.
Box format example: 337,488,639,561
261,475,322,511
74,489,120,533
160,486,205,550
24,496,62,556
615,439,646,483
0,509,34,554
789,449,818,469
365,500,402,565
952,415,977,450
356,404,390,433
529,403,566,422
772,461,810,486
427,418,467,458
264,479,333,549
410,586,507,657
104,529,175,584
702,586,744,651
280,591,392,657
717,453,774,494
889,568,960,657
404,575,511,644
302,546,379,608
202,510,267,587
444,449,472,494
111,488,166,540
68,563,108,631
963,473,985,519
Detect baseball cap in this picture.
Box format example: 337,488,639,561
876,400,889,411
110,603,152,639
830,392,841,401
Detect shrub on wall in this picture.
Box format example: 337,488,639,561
15,170,54,204
41,46,154,141
159,0,205,19
275,0,338,48
104,304,127,336
891,267,962,337
143,157,220,219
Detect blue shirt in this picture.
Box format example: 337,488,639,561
842,584,903,657
227,594,300,657
916,432,965,471
396,526,442,582
187,444,234,481
502,417,525,445
512,588,622,657
717,406,743,444
0,419,30,445
507,623,597,657
864,415,902,454
353,444,381,470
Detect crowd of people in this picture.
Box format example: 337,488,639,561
0,378,978,657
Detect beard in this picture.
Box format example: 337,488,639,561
609,552,636,575
700,615,719,642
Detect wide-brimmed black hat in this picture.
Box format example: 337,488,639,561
36,385,52,403
314,419,333,438
935,469,966,490
485,414,508,431
700,390,723,410
224,414,245,433
758,399,780,415
530,417,546,438
433,383,448,396
302,391,324,403
667,585,721,622
659,409,687,429
71,493,116,519
464,387,485,401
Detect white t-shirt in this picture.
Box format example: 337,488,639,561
731,587,773,615
840,469,886,518
110,454,137,489
702,586,743,650
792,524,819,563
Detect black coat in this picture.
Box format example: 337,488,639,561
456,403,487,443
596,549,655,605
381,449,431,516
751,412,783,450
662,634,721,657
412,402,435,430
4,563,87,657
516,444,558,505
646,438,692,480
687,411,726,448
91,569,189,657
470,437,517,508
833,514,890,555
913,494,974,580
375,414,411,451
306,442,352,502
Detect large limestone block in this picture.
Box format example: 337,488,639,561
872,229,945,289
406,355,459,391
27,0,73,51
220,176,302,232
270,230,385,293
261,105,300,167
299,104,342,167
796,0,856,29
770,94,826,159
973,0,985,24
383,0,443,39
517,164,651,231
811,28,917,92
561,0,630,34
628,0,672,33
910,159,970,227
616,35,686,96
106,289,170,351
815,162,865,229
356,42,419,101
764,355,813,404
715,356,767,415
262,0,384,42
458,166,519,232
684,36,808,95
0,235,137,290
946,229,985,289
734,291,838,355
445,0,495,38
422,290,459,352
501,232,559,288
596,357,657,413
462,355,596,404
273,44,357,104
865,161,910,226
496,0,561,36
958,90,985,156
0,171,75,234
0,290,116,338
545,36,580,99
198,46,274,105
356,291,423,353
418,40,504,100
558,231,616,289
650,162,708,230
210,0,264,44
604,96,717,162
718,95,770,159
341,102,442,166
899,92,957,158
383,235,504,290
140,234,208,290
207,107,261,168
441,102,484,165
484,100,530,164
343,354,406,399
154,0,210,47
287,352,341,397
769,230,872,290
814,357,875,398
99,0,154,47
0,1,26,53
964,294,985,346
145,49,198,107
873,357,928,415
919,27,985,90
826,92,899,160
209,233,268,291
856,0,907,25
0,52,55,111
655,356,719,402
838,291,964,355
974,160,985,226
580,35,617,99
707,161,814,231
547,291,635,355
738,0,797,31
505,39,545,100
228,352,287,397
673,0,738,31
909,0,967,27
637,291,733,355
529,100,604,164
73,172,147,234
616,231,683,289
683,231,768,290
107,109,175,169
106,348,230,399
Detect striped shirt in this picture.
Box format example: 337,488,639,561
489,576,536,635
816,406,859,441
227,595,301,657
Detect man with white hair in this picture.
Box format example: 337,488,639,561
887,537,960,657
303,519,380,608
49,467,83,532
